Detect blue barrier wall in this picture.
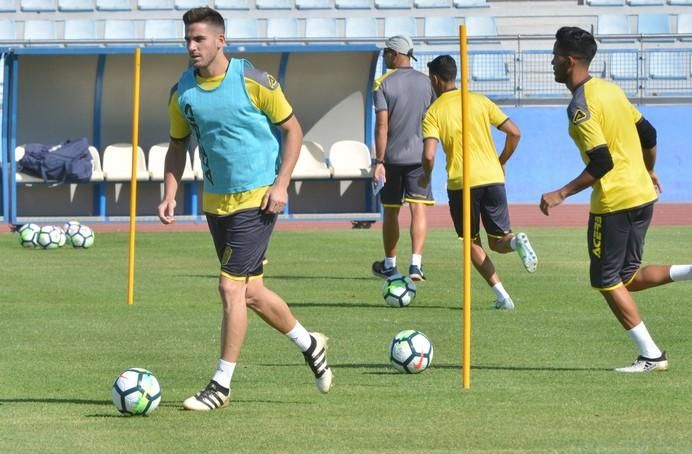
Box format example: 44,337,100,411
430,105,692,205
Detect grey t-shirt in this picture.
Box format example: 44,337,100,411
373,67,436,165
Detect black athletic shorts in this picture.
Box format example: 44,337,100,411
380,163,434,207
588,202,654,290
448,184,512,239
206,209,276,280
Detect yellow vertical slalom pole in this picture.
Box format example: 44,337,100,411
127,47,142,305
459,25,472,389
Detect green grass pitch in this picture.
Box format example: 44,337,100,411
1,226,691,453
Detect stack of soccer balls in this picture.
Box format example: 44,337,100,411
17,220,95,249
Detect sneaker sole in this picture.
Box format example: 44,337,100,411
516,232,538,273
615,360,669,373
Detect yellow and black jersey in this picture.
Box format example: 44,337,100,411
422,89,508,190
167,63,293,216
567,77,657,214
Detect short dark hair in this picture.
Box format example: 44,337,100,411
183,7,225,33
554,27,597,63
427,55,457,82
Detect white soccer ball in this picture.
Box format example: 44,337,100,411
389,330,434,374
382,274,417,307
36,225,62,249
69,225,94,248
63,220,81,239
112,368,161,416
18,223,40,248
54,226,67,247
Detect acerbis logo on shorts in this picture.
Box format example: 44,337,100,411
221,246,232,266
592,216,602,258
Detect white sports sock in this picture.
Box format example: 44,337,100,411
286,321,312,352
509,236,517,251
385,256,397,269
411,254,422,267
212,359,235,390
491,282,510,302
670,264,692,281
626,321,662,359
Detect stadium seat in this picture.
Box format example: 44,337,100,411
175,0,208,7
628,0,664,4
305,18,338,40
678,14,692,41
255,0,292,8
266,18,299,40
610,51,639,80
345,17,378,38
0,20,17,40
384,16,417,37
648,52,687,80
328,140,372,179
102,143,149,181
424,16,462,39
88,147,104,182
596,14,633,42
0,0,15,11
147,143,194,181
144,19,181,43
414,0,450,7
638,14,673,42
138,0,173,8
96,0,131,10
471,53,510,81
104,20,137,43
214,0,249,8
58,0,94,11
64,19,97,42
24,20,58,42
296,0,331,8
466,16,497,37
226,18,259,39
375,0,411,8
292,141,332,179
21,0,56,11
192,147,203,180
587,0,624,4
453,0,488,7
669,0,692,4
335,0,370,7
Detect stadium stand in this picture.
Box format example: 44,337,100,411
58,0,94,11
470,53,510,81
147,143,195,181
291,141,332,179
102,143,149,181
609,50,639,80
328,140,372,179
648,51,687,80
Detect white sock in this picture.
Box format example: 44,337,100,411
626,321,662,359
492,282,510,302
286,321,312,352
212,359,235,390
670,264,692,281
411,254,422,267
509,236,517,251
385,256,396,269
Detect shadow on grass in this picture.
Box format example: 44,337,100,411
296,363,611,373
0,398,112,405
186,274,375,281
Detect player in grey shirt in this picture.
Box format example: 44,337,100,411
372,35,436,282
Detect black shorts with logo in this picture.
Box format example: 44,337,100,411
380,163,434,207
448,184,511,239
588,202,654,290
206,209,276,280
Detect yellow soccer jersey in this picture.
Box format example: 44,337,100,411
422,90,508,190
167,62,293,215
567,77,657,214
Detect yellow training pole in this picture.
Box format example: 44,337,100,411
127,47,142,306
459,25,472,389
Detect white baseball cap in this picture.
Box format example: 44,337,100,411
384,35,417,61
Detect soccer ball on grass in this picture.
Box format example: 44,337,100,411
36,225,62,249
389,330,434,374
18,223,40,248
69,224,95,248
112,368,161,416
382,274,416,307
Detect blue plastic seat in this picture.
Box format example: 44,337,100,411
266,18,299,40
345,17,377,38
96,0,131,10
64,19,97,42
0,0,15,11
597,14,633,42
335,0,369,7
375,0,410,8
610,51,639,80
465,16,497,37
296,0,330,8
648,52,687,80
21,0,56,11
678,13,692,41
638,14,673,42
226,18,259,39
144,20,180,43
453,0,487,7
175,0,207,7
424,16,461,38
138,0,173,8
305,18,337,39
470,53,509,81
384,16,416,37
104,19,137,43
587,0,624,5
256,0,291,8
414,0,450,7
58,0,94,10
0,20,16,40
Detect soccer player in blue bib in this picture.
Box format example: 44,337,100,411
541,27,692,372
158,7,332,410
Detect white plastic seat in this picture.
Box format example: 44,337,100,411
375,0,410,8
104,19,137,43
175,0,207,8
226,18,259,39
335,0,369,7
64,20,97,42
144,19,180,43
89,147,104,181
0,20,16,40
24,20,57,42
266,18,299,40
587,0,624,5
21,0,56,11
138,0,173,8
193,147,203,180
0,0,16,11
638,14,673,42
328,140,372,179
466,15,497,37
148,143,194,181
255,0,291,8
296,0,330,8
214,0,249,8
424,16,461,38
96,0,131,9
58,0,94,10
414,0,450,8
102,143,149,181
305,18,338,40
597,14,633,42
384,16,417,38
345,17,377,38
453,0,488,6
292,141,332,179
